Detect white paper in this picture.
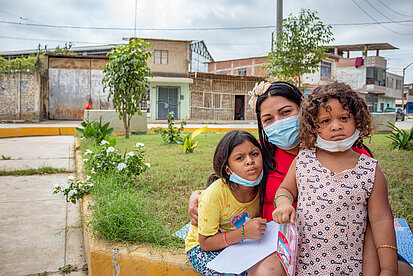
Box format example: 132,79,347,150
207,221,281,274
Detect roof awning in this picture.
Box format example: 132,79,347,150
327,43,398,52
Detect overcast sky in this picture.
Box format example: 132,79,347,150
1,0,413,82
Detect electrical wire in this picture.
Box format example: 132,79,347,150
376,0,413,17
364,0,413,26
1,19,413,31
351,0,413,35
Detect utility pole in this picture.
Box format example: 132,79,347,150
402,61,413,111
276,0,283,43
272,0,283,52
134,0,138,37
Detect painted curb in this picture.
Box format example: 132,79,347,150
0,126,77,138
75,138,198,276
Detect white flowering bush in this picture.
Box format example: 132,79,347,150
83,139,149,179
53,175,94,204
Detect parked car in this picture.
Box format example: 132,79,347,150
384,107,406,121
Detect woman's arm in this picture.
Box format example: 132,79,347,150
368,165,398,275
198,217,267,251
272,157,298,224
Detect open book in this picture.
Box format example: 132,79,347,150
206,221,298,275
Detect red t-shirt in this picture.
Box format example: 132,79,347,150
262,146,371,221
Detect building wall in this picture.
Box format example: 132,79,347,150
46,55,111,119
148,80,191,120
335,66,366,90
0,72,41,121
208,57,269,77
377,97,395,111
385,72,403,99
189,72,262,121
145,39,190,77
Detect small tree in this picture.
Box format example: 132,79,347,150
102,38,152,138
266,9,334,87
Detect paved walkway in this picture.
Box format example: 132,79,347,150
0,136,86,276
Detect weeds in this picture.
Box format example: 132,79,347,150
58,264,78,274
0,167,68,176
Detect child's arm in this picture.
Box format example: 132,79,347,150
198,217,267,251
368,165,398,276
272,157,298,224
188,191,201,226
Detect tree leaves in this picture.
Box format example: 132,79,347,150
102,38,153,138
266,9,334,87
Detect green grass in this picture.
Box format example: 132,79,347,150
83,132,413,246
365,134,413,228
0,167,69,176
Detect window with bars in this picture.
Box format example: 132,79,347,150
154,50,168,64
238,68,247,76
320,62,331,80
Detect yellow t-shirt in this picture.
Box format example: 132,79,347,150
185,178,260,252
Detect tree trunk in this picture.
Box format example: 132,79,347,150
123,113,129,139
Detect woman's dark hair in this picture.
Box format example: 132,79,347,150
210,130,267,192
254,81,302,215
255,81,303,171
299,81,373,149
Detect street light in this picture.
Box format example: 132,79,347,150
402,61,413,111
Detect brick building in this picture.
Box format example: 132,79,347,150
208,56,269,77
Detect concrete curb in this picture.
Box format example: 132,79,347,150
75,138,198,276
0,126,76,138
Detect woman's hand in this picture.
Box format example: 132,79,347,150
272,203,296,224
188,191,201,226
244,218,267,240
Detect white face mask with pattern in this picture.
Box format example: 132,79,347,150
315,129,360,152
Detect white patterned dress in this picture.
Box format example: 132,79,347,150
295,148,377,275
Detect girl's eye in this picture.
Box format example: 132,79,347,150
321,119,330,124
282,110,291,116
341,116,349,121
252,152,259,157
236,156,243,161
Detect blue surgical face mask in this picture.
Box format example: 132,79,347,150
263,115,300,150
227,167,264,187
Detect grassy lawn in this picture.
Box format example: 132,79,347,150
114,132,412,233
82,131,412,246
365,133,413,228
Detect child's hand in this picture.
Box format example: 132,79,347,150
244,218,267,240
272,204,296,224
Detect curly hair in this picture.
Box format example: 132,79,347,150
299,81,373,149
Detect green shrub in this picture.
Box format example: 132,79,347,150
76,118,114,144
155,112,186,144
387,122,413,150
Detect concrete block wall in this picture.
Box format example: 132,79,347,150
145,39,190,77
85,110,147,133
0,72,41,121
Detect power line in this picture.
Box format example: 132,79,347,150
376,0,413,17
0,20,274,31
0,35,110,45
2,19,413,32
351,0,413,35
364,0,413,26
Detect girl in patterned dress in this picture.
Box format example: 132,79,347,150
272,82,398,275
185,130,285,275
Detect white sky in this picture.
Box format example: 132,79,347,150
1,0,413,82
